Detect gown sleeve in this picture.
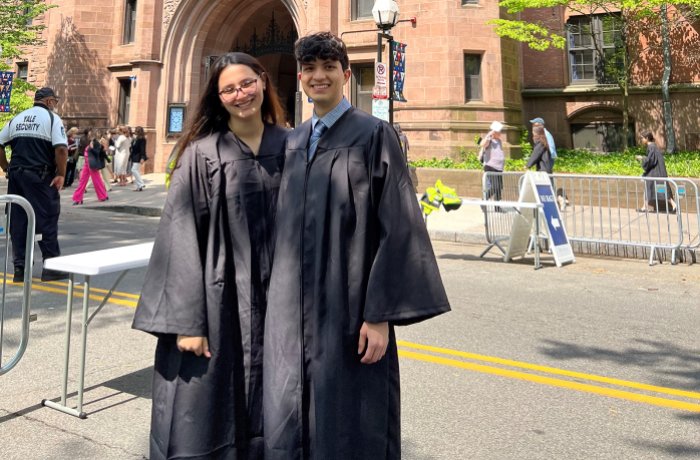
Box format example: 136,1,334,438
363,122,451,326
641,145,657,176
132,144,212,337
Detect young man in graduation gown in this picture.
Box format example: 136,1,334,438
263,32,451,460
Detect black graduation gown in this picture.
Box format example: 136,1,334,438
263,108,451,460
132,124,287,460
641,142,672,202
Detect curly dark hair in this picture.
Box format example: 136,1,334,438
294,31,349,70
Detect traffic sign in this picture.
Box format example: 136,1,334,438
373,62,388,99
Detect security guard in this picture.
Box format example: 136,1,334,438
0,87,69,282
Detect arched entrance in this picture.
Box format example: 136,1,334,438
569,107,635,152
201,2,298,126
202,8,299,124
230,10,298,124
156,0,304,169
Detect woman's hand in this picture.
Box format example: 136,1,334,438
176,335,211,358
635,155,643,161
358,321,389,364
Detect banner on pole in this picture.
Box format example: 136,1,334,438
0,72,14,113
391,42,407,102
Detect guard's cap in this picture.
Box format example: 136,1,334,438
489,121,503,132
529,117,545,124
34,87,59,101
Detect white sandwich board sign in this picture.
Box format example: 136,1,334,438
505,172,575,267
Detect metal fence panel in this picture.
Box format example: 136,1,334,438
481,172,696,265
0,195,36,376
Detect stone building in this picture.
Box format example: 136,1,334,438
521,7,700,153
9,1,700,172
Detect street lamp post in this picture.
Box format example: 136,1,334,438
372,0,400,125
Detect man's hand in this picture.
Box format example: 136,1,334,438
50,175,64,191
177,335,212,358
358,321,389,364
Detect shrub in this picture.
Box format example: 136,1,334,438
410,148,700,177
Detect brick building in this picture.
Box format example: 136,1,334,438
9,1,700,172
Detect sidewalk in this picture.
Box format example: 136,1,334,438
59,173,169,217
50,173,489,245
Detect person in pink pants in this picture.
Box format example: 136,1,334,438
72,130,109,204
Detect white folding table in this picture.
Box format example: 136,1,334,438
41,242,154,418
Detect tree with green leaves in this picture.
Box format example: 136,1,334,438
0,0,53,125
491,0,700,151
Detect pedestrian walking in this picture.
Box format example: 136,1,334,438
132,52,288,460
71,129,109,205
263,32,450,460
113,125,131,186
129,126,148,191
0,87,69,282
635,131,677,213
526,125,553,174
64,127,79,187
529,117,557,168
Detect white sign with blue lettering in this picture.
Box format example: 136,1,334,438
529,172,574,267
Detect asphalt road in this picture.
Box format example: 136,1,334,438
1,206,699,459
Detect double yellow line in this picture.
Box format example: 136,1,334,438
8,276,699,412
398,340,700,412
5,277,138,307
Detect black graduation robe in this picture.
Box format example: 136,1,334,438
641,141,672,203
263,108,451,460
132,124,287,460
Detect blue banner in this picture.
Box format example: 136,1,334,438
0,72,14,113
391,41,407,103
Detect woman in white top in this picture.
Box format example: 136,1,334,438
479,121,506,201
113,125,132,186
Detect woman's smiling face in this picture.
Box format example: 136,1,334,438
218,64,265,122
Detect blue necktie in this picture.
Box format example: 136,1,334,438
308,121,328,160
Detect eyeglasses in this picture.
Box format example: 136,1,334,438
219,78,259,102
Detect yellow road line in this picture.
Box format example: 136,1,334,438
399,350,700,413
398,340,700,401
0,272,140,307
6,280,138,307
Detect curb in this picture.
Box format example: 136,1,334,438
89,205,163,217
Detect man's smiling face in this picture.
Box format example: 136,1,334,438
298,59,351,117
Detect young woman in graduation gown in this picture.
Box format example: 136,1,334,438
132,52,288,460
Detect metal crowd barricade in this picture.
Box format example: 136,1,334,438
670,178,700,262
481,171,524,255
0,195,36,376
481,172,697,265
551,174,684,265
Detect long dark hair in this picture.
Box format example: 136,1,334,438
533,126,549,150
171,52,286,171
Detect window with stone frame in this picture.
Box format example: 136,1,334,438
118,78,131,124
567,14,622,84
462,0,479,5
351,63,374,115
352,0,374,20
123,0,137,44
17,62,28,81
464,53,483,102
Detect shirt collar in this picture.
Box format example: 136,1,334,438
312,97,351,131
